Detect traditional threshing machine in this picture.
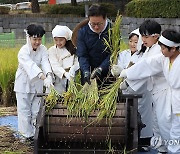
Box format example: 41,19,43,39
34,93,142,154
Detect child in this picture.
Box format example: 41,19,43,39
120,29,180,153
120,21,171,153
48,25,79,94
111,28,153,151
111,28,144,75
14,24,53,142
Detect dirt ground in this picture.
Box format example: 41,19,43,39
0,106,33,154
0,106,17,116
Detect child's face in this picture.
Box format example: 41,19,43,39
30,37,42,50
128,35,138,53
160,45,175,58
141,35,158,47
54,37,66,48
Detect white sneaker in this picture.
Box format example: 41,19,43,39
19,136,34,145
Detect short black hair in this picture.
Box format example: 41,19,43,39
158,29,180,50
88,4,107,19
161,29,180,43
27,24,45,37
139,20,161,36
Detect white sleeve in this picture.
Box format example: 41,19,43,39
72,56,80,71
18,47,42,81
126,55,163,80
48,47,66,79
126,78,147,91
117,51,127,69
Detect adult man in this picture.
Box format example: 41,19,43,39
76,4,111,85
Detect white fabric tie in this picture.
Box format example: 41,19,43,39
159,35,180,47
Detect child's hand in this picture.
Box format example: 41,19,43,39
64,72,71,81
44,75,53,88
120,80,129,90
111,65,123,77
69,66,75,77
119,69,127,78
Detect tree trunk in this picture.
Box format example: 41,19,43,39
31,0,40,13
71,0,77,6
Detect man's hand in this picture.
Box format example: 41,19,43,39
91,67,102,79
84,71,91,85
111,65,123,77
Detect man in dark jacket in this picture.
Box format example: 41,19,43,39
76,4,111,85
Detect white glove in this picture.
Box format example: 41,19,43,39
64,72,71,81
69,66,75,77
111,65,123,77
119,69,127,78
120,80,128,90
44,75,53,88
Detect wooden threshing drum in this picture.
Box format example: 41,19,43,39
34,94,139,154
44,101,127,145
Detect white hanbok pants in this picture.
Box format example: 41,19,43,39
152,89,171,152
16,92,41,138
168,114,180,153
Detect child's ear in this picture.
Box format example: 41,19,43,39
170,47,176,53
154,34,159,40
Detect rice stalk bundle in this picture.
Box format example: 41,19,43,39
104,13,122,65
63,79,99,118
96,77,123,123
62,79,80,116
95,13,123,123
94,78,123,153
45,86,61,113
77,78,99,118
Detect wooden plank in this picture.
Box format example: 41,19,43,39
44,116,126,127
47,133,125,142
47,109,126,117
45,125,125,135
54,103,126,110
86,127,125,135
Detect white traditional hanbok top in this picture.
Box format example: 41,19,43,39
117,49,143,68
14,44,52,93
118,49,153,138
126,54,180,114
127,43,169,94
48,45,79,94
